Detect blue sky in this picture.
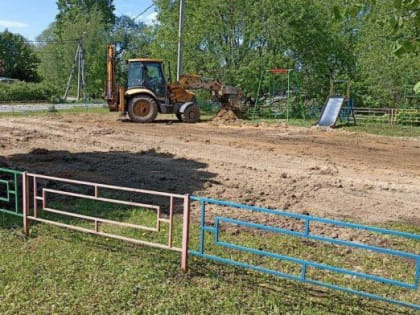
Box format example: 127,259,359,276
0,0,154,40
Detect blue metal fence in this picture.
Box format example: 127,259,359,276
0,168,23,217
190,196,420,311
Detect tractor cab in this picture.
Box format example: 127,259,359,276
127,59,167,99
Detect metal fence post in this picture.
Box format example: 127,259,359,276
181,194,190,272
22,172,30,235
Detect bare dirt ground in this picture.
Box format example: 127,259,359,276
1,112,419,226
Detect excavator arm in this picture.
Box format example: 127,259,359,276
105,44,129,112
173,74,245,111
105,44,117,110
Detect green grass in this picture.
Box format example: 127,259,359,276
0,201,419,314
247,117,420,137
340,123,420,137
0,105,109,119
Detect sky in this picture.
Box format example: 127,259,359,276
0,0,155,40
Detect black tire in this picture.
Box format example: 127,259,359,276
183,104,200,123
128,95,158,123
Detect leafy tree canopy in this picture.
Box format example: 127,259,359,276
111,15,152,58
152,0,353,99
0,30,40,82
37,8,110,96
333,0,419,55
29,0,418,107
56,0,116,29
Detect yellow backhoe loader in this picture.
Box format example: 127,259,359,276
105,44,243,123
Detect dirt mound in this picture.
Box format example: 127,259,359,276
213,109,240,122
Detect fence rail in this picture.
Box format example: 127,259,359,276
21,172,190,271
349,107,419,126
0,168,23,217
189,195,420,311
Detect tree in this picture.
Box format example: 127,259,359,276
0,59,4,75
333,0,419,55
35,23,64,87
110,15,153,58
109,15,154,87
36,8,110,96
49,1,116,96
339,0,420,106
151,0,352,99
0,30,40,81
56,0,116,26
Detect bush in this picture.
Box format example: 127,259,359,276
0,81,60,102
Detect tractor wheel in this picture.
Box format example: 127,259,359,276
183,104,200,123
128,95,158,123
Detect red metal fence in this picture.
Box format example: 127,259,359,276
21,172,190,271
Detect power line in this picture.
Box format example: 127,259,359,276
18,39,80,45
132,4,154,21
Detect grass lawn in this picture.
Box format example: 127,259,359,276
341,123,420,137
0,204,419,314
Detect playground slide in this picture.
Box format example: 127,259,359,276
316,96,345,127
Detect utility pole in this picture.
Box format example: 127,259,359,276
176,0,185,81
63,43,80,100
63,35,86,101
77,41,87,100
77,43,81,100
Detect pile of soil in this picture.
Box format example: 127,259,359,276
213,108,241,122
